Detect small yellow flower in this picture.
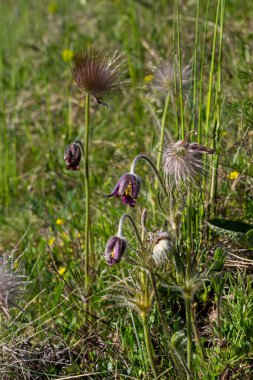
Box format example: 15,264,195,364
58,266,66,276
47,2,58,14
228,171,239,180
62,49,74,62
61,231,68,240
48,237,55,246
144,74,154,83
56,218,65,225
75,231,81,238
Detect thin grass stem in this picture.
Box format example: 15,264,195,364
176,0,185,139
156,93,170,172
84,93,91,290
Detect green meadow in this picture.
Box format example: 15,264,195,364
0,0,253,379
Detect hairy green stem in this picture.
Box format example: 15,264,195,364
150,272,190,379
217,296,222,340
186,193,192,274
117,213,142,246
142,313,158,379
84,93,91,290
185,297,192,379
130,154,168,196
191,303,205,360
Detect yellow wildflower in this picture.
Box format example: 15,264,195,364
58,266,66,276
56,218,65,225
61,231,68,240
144,74,154,83
62,49,74,62
47,2,58,14
48,237,55,246
228,171,239,180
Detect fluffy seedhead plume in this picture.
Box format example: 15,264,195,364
0,256,26,318
152,58,191,96
163,131,215,187
149,231,174,265
71,47,127,103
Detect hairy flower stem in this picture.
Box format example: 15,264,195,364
150,272,190,379
186,195,192,271
84,93,91,291
156,93,170,172
185,297,192,379
186,191,193,379
142,313,158,379
117,214,142,245
191,304,205,360
131,154,168,196
217,296,222,340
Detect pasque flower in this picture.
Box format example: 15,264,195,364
104,236,127,265
71,47,126,104
64,140,82,170
163,131,215,186
106,173,140,207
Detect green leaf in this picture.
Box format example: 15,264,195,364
207,219,253,248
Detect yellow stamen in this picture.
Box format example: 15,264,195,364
124,182,132,197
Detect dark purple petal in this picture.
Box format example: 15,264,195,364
64,142,82,171
106,184,120,198
121,195,136,207
106,173,140,207
104,236,127,265
131,176,141,199
117,174,133,195
188,143,215,155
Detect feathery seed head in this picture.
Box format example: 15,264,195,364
71,47,127,102
163,131,215,186
149,231,173,265
152,59,191,96
0,257,26,318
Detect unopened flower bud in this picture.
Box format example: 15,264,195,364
104,236,127,266
64,140,82,170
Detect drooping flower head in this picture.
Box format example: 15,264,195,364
106,173,141,207
104,236,127,266
64,140,82,170
163,131,215,186
71,47,127,104
0,256,26,318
